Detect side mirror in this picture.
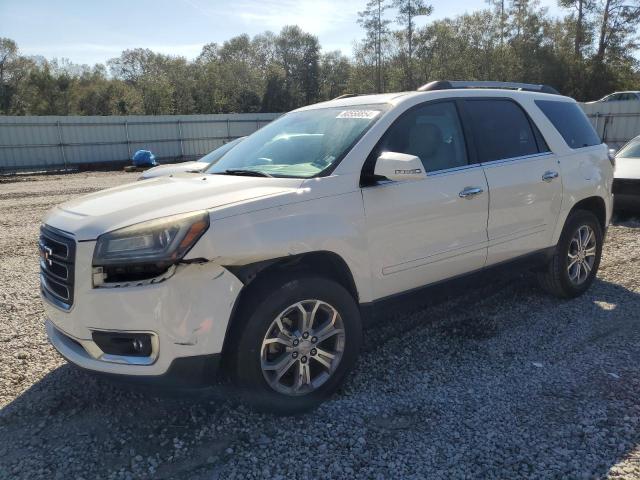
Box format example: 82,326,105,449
374,151,427,182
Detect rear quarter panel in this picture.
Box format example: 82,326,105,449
553,144,613,242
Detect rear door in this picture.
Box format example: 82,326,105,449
361,100,489,300
462,98,562,265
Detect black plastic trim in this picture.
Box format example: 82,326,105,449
88,354,222,389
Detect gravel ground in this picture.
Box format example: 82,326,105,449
1,171,640,479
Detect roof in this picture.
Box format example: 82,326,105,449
294,88,572,112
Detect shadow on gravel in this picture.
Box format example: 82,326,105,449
2,274,640,479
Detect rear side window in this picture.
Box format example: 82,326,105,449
535,100,601,149
464,99,540,162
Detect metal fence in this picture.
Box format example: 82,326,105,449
1,103,638,174
580,101,640,150
0,113,280,174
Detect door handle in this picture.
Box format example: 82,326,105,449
459,186,484,198
542,170,559,182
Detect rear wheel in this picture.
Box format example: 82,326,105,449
230,275,362,414
537,210,603,298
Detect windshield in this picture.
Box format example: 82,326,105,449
205,106,386,178
617,140,640,159
197,137,244,164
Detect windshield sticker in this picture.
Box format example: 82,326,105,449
336,110,380,120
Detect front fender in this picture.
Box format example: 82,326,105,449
185,190,374,302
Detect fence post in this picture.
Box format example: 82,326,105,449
124,120,131,160
177,120,184,158
56,121,67,170
594,112,600,139
226,118,231,142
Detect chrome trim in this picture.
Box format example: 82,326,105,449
48,322,160,366
459,186,484,198
40,225,76,309
89,328,160,366
40,275,72,311
480,152,554,168
371,163,483,188
427,163,482,177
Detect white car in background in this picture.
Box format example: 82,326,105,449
613,135,640,209
40,81,613,413
587,91,640,103
138,137,245,180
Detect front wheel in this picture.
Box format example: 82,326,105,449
537,210,603,298
230,276,362,414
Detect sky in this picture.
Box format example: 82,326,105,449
0,0,562,66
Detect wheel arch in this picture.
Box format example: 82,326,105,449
219,251,360,370
567,195,607,233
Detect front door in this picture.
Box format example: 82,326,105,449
361,100,489,300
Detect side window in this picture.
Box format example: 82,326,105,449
464,99,539,162
377,101,468,173
535,100,601,149
607,94,621,102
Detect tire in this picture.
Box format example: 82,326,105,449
537,210,603,298
229,275,362,414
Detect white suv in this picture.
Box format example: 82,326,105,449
41,81,614,412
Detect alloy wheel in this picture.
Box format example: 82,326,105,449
567,225,597,285
260,299,345,396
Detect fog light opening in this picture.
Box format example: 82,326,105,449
91,331,154,358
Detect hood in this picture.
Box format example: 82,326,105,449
44,174,304,240
614,156,640,180
139,161,205,179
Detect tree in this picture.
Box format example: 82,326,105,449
392,0,432,89
593,0,640,62
558,0,595,57
320,51,351,99
275,26,321,108
261,65,290,112
358,0,391,92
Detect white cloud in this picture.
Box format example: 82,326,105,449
233,0,357,35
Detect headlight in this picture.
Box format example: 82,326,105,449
93,211,209,268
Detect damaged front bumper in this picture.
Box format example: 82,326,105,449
43,241,243,379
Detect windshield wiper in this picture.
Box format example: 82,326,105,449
221,169,273,178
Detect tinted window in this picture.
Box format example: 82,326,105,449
535,100,601,149
378,101,468,172
465,99,539,162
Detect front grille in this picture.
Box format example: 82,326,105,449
39,225,76,310
613,178,640,196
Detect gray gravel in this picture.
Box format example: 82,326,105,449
1,171,640,479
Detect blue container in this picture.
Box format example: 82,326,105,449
132,150,157,167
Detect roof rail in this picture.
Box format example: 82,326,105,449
417,80,560,95
332,93,361,100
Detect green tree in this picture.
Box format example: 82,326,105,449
392,0,433,89
358,0,392,92
320,51,352,99
275,26,321,108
